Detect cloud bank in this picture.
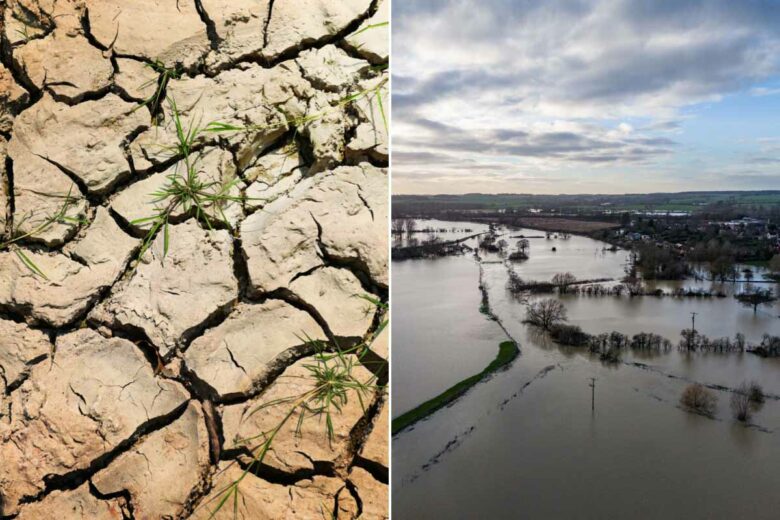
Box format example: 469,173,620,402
393,0,780,194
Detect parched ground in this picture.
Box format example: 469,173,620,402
0,1,388,518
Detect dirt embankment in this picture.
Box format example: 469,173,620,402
0,1,388,518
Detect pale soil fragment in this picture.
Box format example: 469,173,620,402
244,166,304,211
15,482,129,520
243,140,303,184
0,207,137,327
348,466,388,520
344,0,389,64
9,94,149,195
296,45,369,92
183,299,327,399
85,0,210,69
241,164,387,295
0,319,50,388
359,399,388,469
190,462,357,519
221,356,374,475
240,175,325,294
262,0,373,62
6,147,88,246
114,57,159,101
199,0,270,71
90,219,237,357
289,266,377,339
14,30,113,102
242,140,304,210
92,401,210,520
129,62,309,172
309,164,389,288
0,329,189,516
0,62,29,133
201,0,372,72
305,91,349,173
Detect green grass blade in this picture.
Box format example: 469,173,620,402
15,249,48,279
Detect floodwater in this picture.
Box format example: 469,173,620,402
393,222,780,519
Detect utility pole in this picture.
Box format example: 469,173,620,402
690,312,697,332
589,378,596,411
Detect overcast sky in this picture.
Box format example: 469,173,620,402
392,0,780,195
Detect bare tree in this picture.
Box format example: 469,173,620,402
391,219,405,235
679,328,700,351
524,298,567,330
517,239,530,254
734,332,746,351
404,219,417,235
552,272,577,293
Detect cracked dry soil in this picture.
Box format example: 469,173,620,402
0,0,389,518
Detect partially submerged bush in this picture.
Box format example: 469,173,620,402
730,381,765,423
549,323,590,346
599,345,622,364
680,384,717,416
748,381,765,404
731,384,752,422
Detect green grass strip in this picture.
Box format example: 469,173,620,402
392,340,519,435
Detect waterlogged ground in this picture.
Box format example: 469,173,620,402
0,1,388,518
393,222,780,519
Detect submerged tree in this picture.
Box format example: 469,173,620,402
735,289,777,314
524,298,567,330
518,238,530,254
552,272,577,293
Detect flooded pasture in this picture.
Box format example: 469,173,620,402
393,221,780,519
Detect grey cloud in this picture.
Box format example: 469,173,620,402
393,0,780,191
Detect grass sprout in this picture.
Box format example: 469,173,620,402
1,188,84,279
132,60,182,118
196,298,387,519
131,97,244,263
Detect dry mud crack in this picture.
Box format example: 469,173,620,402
0,1,388,518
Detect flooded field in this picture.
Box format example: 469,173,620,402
393,221,780,519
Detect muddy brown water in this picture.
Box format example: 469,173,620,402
393,220,780,519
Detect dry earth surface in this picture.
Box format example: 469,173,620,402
0,0,388,518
